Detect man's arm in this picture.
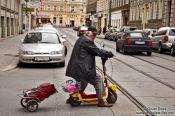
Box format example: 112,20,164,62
82,39,107,57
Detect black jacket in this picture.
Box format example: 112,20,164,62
66,35,107,84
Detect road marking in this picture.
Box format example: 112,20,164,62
0,57,19,72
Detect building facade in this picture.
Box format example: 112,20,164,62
162,0,175,27
86,0,97,27
111,0,129,29
129,0,163,29
0,0,23,39
96,0,109,33
39,0,87,27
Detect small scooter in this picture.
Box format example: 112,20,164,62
65,56,118,106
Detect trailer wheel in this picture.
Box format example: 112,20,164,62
26,100,39,112
20,98,27,108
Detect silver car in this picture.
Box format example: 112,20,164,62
19,30,66,67
152,27,175,53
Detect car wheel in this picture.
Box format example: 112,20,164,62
147,52,152,56
158,44,163,53
59,61,65,67
170,47,175,56
65,46,67,56
123,47,127,55
116,44,120,52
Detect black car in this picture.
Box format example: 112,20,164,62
170,43,175,56
116,31,153,56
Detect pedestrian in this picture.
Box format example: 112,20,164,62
66,26,114,107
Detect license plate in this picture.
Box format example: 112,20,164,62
135,41,145,44
35,57,50,61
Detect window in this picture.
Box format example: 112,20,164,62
47,5,50,11
169,29,175,36
70,6,75,12
156,30,167,36
54,6,57,11
24,33,60,44
60,6,64,12
59,17,63,24
53,17,57,24
129,33,146,38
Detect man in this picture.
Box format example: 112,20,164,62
66,26,114,107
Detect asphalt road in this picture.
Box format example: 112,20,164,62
0,28,175,116
60,28,175,116
0,32,143,116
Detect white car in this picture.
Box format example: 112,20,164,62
19,30,66,67
152,27,175,53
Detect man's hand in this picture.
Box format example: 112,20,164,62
103,51,114,58
107,51,114,58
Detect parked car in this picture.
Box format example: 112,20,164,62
19,30,66,67
170,43,175,56
105,28,118,40
116,31,153,56
73,26,79,31
77,26,88,36
108,28,120,41
144,29,157,38
151,27,175,53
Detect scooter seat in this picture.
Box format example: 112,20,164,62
80,92,98,99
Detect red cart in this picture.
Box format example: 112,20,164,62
17,83,57,112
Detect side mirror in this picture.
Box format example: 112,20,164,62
62,35,67,38
21,39,24,43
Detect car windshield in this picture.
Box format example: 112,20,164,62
169,29,175,36
23,32,61,44
129,33,147,38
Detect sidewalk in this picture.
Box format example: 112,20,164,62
0,34,25,72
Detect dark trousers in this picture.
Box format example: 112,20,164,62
76,74,105,101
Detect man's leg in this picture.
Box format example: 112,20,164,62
77,80,88,92
93,74,112,107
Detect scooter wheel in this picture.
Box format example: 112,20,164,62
26,100,39,112
69,97,81,106
106,89,117,104
20,98,28,108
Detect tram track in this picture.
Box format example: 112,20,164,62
60,28,155,116
62,28,175,90
94,40,175,91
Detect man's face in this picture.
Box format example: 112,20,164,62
87,31,97,40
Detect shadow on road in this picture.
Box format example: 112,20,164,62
17,63,63,69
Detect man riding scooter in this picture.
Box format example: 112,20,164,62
66,26,114,107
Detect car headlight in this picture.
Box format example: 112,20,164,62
20,51,34,55
51,51,62,55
